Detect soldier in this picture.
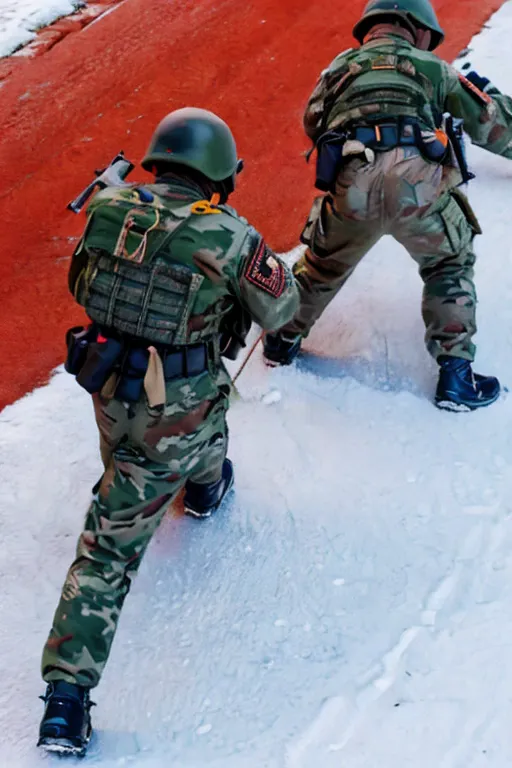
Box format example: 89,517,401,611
37,108,299,756
263,0,512,411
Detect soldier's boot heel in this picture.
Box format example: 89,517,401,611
435,356,501,412
38,680,94,757
263,332,302,367
184,458,234,519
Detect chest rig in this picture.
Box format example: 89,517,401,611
321,40,439,134
72,185,247,348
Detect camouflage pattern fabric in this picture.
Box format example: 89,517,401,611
42,389,229,688
304,34,512,155
70,179,298,349
42,177,299,688
283,148,479,360
283,31,512,359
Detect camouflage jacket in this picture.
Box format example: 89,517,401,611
304,33,512,160
68,178,299,410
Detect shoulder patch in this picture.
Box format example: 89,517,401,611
245,240,286,298
458,73,492,106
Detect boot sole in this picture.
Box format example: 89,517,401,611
263,355,298,368
184,472,235,519
435,390,501,412
38,736,88,757
183,506,213,519
435,399,472,413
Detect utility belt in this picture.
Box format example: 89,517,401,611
65,324,213,402
314,115,473,193
352,119,423,150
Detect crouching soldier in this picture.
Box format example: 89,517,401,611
38,107,299,756
264,0,512,411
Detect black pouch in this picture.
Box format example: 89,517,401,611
220,303,252,361
64,325,98,375
411,122,448,163
314,131,347,192
116,347,149,402
76,336,125,394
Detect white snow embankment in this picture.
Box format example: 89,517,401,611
0,0,84,57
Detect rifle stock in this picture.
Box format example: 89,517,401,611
67,151,135,214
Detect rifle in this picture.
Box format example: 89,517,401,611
67,151,135,214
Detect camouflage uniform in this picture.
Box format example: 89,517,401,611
41,178,298,689
280,31,512,361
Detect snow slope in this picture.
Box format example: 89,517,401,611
2,5,512,766
0,0,84,57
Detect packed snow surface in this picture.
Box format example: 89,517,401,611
2,4,512,766
0,0,83,57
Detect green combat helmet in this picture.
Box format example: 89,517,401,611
141,107,240,183
353,0,445,51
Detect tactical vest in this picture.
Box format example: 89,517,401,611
321,38,441,133
71,183,249,347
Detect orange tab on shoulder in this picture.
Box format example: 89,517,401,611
190,199,222,215
458,73,492,106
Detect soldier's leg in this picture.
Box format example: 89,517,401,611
396,190,499,409
42,392,227,687
41,452,185,688
183,395,233,518
263,195,381,365
396,190,478,361
283,196,381,336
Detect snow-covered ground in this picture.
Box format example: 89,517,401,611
2,5,512,767
0,0,84,57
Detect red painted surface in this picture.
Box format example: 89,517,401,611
0,0,506,408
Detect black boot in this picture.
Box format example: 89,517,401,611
435,356,500,411
38,680,93,757
263,332,302,366
184,458,234,519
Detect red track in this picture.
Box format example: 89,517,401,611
0,0,505,408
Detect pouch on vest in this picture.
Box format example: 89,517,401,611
412,123,449,163
64,324,98,375
314,131,347,192
79,193,204,346
76,336,125,394
115,347,149,402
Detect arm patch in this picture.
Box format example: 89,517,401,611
458,73,492,106
245,240,286,298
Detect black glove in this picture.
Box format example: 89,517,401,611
461,63,500,95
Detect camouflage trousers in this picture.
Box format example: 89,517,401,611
42,389,228,689
283,148,481,361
